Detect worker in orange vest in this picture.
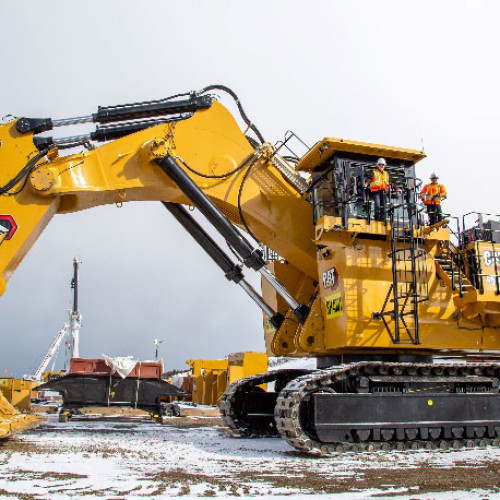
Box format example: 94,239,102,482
420,173,447,225
370,158,390,221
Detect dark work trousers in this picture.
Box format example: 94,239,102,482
426,204,443,225
372,191,387,221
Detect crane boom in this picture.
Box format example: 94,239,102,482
69,257,82,359
33,324,69,381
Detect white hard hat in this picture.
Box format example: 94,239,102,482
377,158,387,166
430,172,439,179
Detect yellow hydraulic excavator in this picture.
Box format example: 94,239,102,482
1,85,500,452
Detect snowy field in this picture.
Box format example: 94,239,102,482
0,415,499,499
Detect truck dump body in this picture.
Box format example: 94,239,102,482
69,358,164,379
38,374,184,412
37,358,185,418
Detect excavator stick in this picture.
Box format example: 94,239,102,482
0,391,41,440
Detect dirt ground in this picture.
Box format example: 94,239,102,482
0,415,499,499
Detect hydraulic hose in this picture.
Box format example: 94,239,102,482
0,148,50,195
196,84,265,145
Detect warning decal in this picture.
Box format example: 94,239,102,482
264,316,276,333
325,292,343,319
0,215,17,246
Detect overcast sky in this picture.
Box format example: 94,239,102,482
1,1,499,376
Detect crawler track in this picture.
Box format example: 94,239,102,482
220,369,312,437
222,362,500,454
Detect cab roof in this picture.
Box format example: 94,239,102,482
296,137,426,172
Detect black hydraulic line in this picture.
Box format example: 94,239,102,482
196,84,265,144
162,202,284,329
237,161,260,244
175,151,256,180
0,147,50,195
245,135,260,149
156,155,310,324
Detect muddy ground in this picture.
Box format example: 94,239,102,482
0,415,499,499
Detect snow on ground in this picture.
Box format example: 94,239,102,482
0,415,499,499
268,356,317,371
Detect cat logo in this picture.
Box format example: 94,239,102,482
483,250,500,268
325,292,343,319
0,216,17,247
322,267,339,291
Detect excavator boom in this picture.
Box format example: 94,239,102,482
0,95,316,303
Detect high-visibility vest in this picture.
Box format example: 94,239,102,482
421,183,446,205
369,169,389,192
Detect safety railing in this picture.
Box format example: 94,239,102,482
261,245,281,263
273,130,311,164
443,216,465,297
380,185,429,345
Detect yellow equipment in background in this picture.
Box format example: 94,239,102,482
0,381,41,439
0,378,37,412
40,370,66,382
188,359,227,406
187,352,267,406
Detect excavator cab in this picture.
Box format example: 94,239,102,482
299,140,424,227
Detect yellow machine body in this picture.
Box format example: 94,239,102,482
1,92,500,439
1,101,499,358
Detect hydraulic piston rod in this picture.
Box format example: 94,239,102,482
32,117,183,151
16,95,213,134
156,155,310,324
162,202,284,329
